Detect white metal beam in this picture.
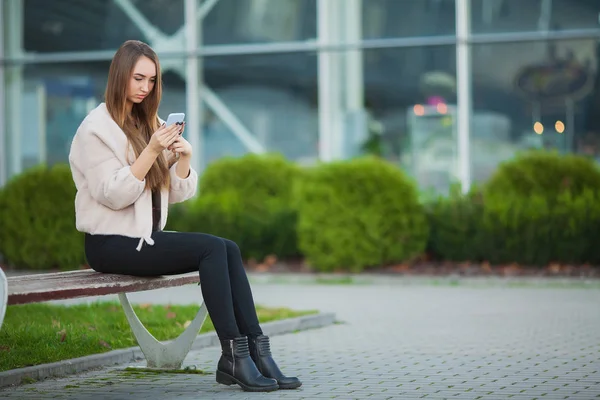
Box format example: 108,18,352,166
198,0,221,19
185,0,203,175
343,0,364,112
112,0,264,158
0,1,6,186
342,0,367,158
5,0,23,177
317,0,343,162
456,0,472,193
318,0,366,161
112,0,163,42
203,87,266,153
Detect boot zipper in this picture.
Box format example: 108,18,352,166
230,339,235,377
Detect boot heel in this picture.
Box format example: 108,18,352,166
216,370,235,386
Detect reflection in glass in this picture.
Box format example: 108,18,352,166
3,61,187,175
203,0,316,45
202,52,318,166
471,38,599,183
362,0,456,39
362,46,457,194
471,0,600,33
24,0,185,53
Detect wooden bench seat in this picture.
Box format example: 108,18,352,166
7,270,199,305
0,268,207,370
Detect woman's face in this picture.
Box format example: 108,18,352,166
127,56,156,105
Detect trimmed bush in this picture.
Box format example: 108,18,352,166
484,150,600,198
426,187,487,262
481,190,600,266
166,153,301,260
427,188,600,267
0,164,85,270
293,156,429,272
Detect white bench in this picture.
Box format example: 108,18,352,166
0,268,6,332
1,269,207,369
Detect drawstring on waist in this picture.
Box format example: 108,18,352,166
136,236,155,251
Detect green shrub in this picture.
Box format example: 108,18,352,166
481,190,600,266
426,187,600,266
465,150,600,266
484,150,600,198
0,164,84,270
426,186,487,262
293,157,429,272
167,153,301,260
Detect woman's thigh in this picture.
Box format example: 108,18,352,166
86,231,226,276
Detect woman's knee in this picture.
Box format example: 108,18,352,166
222,238,241,256
199,234,227,258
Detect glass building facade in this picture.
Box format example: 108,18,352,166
2,0,600,194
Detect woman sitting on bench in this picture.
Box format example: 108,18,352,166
68,39,301,393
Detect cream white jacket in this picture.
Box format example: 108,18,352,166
68,103,198,251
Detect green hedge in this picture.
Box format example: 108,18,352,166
484,150,600,197
0,164,85,270
2,151,600,272
293,156,429,272
427,151,600,266
166,153,301,261
427,189,600,266
426,187,487,263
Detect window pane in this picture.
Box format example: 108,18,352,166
24,0,184,53
363,0,456,39
202,52,318,166
470,38,599,184
363,45,457,195
471,0,600,34
203,0,316,45
2,60,186,178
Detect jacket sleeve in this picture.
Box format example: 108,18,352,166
77,130,146,210
168,161,198,204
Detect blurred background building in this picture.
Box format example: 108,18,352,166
2,0,600,194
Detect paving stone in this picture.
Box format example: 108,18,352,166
2,281,600,399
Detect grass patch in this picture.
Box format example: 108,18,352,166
314,276,356,285
120,366,209,376
0,302,316,372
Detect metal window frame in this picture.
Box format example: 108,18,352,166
1,0,600,189
0,1,5,186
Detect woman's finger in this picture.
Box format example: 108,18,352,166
157,123,169,135
166,133,180,146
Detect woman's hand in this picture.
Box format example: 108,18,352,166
148,123,181,154
169,135,193,158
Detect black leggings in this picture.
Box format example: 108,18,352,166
84,231,262,340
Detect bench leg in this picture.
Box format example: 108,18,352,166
0,268,6,331
118,293,208,369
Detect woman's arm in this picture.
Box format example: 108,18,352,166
73,132,146,210
168,155,198,204
175,154,191,179
130,122,182,180
130,146,161,181
167,134,197,203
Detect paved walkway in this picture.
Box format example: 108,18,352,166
1,279,600,399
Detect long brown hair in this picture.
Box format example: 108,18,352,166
105,40,170,191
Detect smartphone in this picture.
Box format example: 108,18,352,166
165,113,185,131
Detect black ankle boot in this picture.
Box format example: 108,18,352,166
249,334,302,389
216,336,279,392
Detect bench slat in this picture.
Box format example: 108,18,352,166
7,270,199,305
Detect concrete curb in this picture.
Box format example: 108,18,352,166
248,272,600,287
0,312,336,389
